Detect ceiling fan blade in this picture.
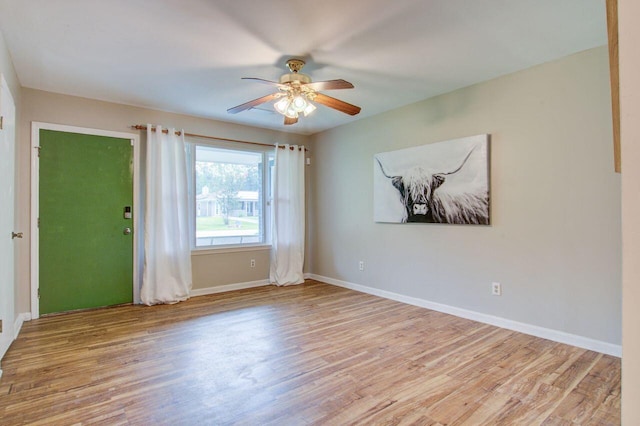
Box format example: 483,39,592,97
284,116,298,125
303,79,354,91
242,77,287,89
227,93,280,114
313,93,361,116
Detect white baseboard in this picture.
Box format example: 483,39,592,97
190,279,270,297
0,312,32,378
14,312,31,340
308,274,621,358
0,337,10,379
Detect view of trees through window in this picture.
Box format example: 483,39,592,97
194,145,265,247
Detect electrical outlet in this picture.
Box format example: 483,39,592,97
359,261,364,271
250,259,256,268
492,282,502,296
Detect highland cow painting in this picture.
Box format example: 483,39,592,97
374,134,490,224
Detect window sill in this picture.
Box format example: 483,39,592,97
191,244,271,256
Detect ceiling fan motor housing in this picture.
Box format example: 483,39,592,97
280,58,311,85
279,72,312,85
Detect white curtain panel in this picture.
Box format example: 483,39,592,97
141,125,192,305
270,144,306,286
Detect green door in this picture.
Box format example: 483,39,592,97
39,129,133,314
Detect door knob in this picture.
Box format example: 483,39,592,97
123,228,132,235
11,232,23,239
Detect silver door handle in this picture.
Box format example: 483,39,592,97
123,228,132,235
11,232,23,239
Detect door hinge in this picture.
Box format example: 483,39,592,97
37,288,40,298
37,217,40,228
35,146,41,157
0,116,3,130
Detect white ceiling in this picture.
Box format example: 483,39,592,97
0,0,607,135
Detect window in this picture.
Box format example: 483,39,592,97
192,144,272,248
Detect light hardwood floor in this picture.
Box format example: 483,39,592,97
0,280,620,425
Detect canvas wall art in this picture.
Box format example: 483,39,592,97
374,134,490,224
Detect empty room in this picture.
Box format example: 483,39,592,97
1,1,639,424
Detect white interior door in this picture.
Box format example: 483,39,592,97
0,74,17,374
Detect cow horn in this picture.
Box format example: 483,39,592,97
375,156,398,179
441,145,478,176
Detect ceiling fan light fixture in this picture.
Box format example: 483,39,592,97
291,95,308,112
274,97,290,115
284,103,299,119
303,102,317,116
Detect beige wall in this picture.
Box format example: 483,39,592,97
16,89,309,313
309,46,621,345
620,0,640,422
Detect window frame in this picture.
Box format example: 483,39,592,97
188,139,273,252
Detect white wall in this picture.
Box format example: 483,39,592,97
309,46,621,348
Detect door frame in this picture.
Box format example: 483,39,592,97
31,122,141,319
0,73,16,374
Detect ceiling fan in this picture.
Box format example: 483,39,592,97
227,58,361,125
